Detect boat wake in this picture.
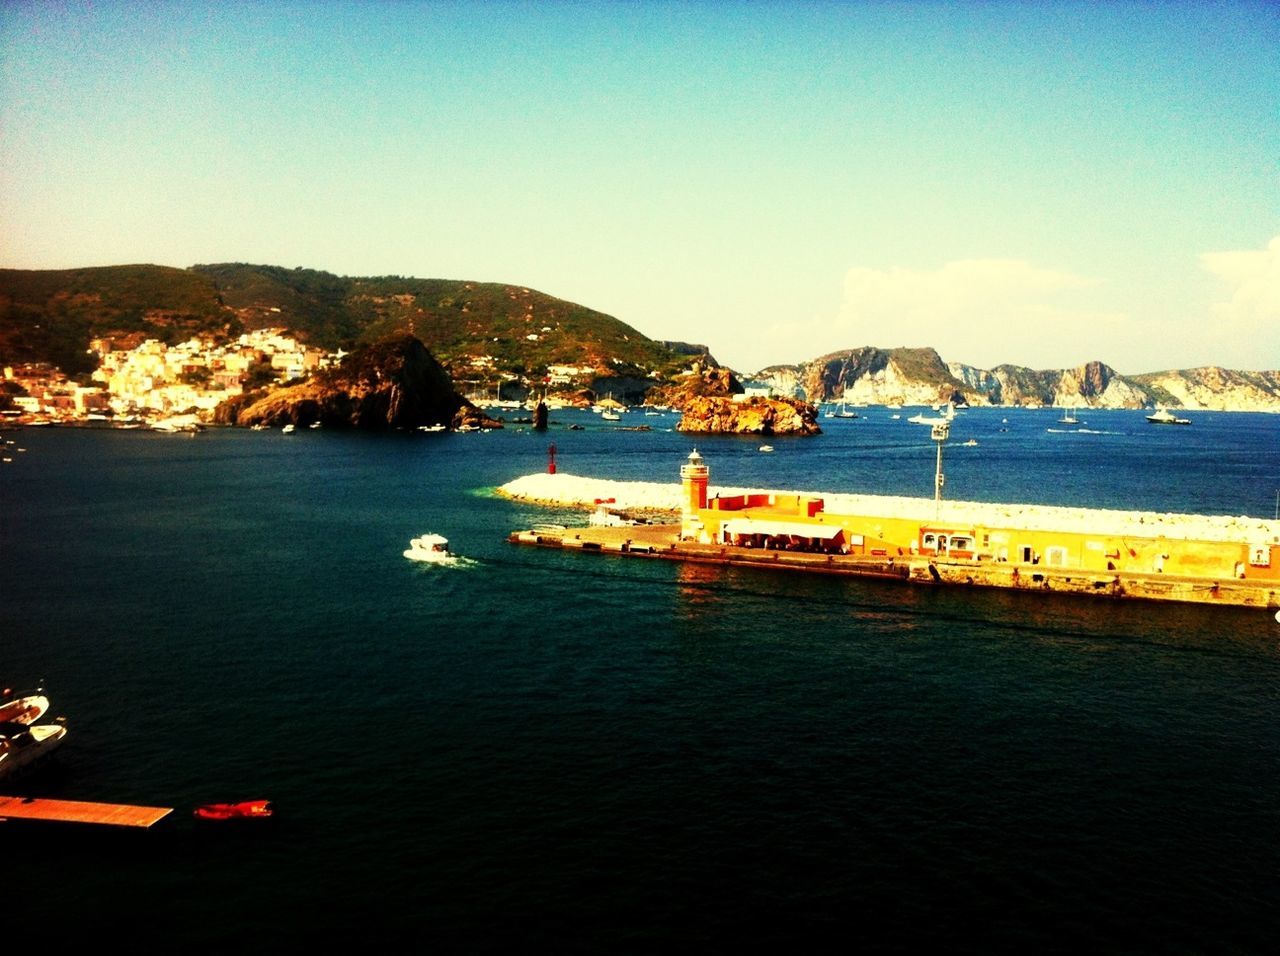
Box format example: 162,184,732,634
406,554,478,570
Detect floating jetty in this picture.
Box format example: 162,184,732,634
502,452,1280,610
0,795,173,828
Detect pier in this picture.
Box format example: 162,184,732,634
502,451,1280,611
508,523,1279,608
0,794,173,828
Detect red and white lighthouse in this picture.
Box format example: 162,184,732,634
680,449,709,540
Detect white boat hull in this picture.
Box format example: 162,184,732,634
0,724,67,780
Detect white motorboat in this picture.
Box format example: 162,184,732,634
758,444,775,453
282,424,296,434
0,694,49,725
0,722,67,781
1146,408,1191,425
404,533,457,563
418,424,446,432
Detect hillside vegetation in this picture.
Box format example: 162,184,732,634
0,265,231,375
0,263,704,390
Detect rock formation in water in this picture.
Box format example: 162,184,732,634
676,395,821,435
645,363,742,408
217,335,501,430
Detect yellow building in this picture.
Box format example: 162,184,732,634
679,453,1280,585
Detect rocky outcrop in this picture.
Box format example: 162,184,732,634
218,335,501,430
646,363,743,409
799,347,971,406
676,395,821,435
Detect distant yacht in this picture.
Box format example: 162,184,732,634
1146,408,1191,426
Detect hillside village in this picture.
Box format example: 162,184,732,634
2,329,335,425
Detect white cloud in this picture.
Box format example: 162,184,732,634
753,258,1126,372
1200,236,1280,369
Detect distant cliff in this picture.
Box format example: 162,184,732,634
216,335,499,430
753,349,1280,411
1128,368,1280,412
676,395,821,436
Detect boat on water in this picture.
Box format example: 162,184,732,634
0,721,67,781
404,533,457,563
418,424,446,432
282,424,296,434
0,694,49,725
1147,408,1191,425
758,444,775,453
151,415,203,433
601,410,621,421
908,403,957,426
1058,407,1081,425
194,799,274,821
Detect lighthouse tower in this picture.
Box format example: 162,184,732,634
680,449,709,540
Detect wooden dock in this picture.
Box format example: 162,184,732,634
0,794,173,828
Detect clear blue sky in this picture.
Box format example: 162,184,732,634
2,0,1276,374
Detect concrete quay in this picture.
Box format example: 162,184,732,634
508,523,1280,610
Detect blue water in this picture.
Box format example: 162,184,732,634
3,408,1279,952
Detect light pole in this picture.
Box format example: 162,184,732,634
931,422,950,519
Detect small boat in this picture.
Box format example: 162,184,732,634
418,424,446,432
0,722,67,781
758,444,774,453
962,439,978,447
1146,408,1191,425
404,533,457,563
0,694,49,726
1058,408,1080,425
282,424,296,434
193,799,274,821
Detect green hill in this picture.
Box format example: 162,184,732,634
0,264,230,375
0,262,702,388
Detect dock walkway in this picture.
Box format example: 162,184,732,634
0,795,173,828
509,524,1280,609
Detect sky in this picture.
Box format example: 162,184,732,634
1,0,1277,375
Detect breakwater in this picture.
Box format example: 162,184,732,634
500,470,1280,610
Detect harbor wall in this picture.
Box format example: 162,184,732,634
692,492,1280,584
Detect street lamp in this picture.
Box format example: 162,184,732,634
931,421,950,519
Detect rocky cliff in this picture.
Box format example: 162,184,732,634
754,348,971,406
1128,368,1280,412
753,349,1280,410
676,395,821,436
216,335,500,430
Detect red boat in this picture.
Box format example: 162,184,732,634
193,799,274,821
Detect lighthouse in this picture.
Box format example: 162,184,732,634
680,448,709,541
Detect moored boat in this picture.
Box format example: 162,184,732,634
0,694,50,726
0,722,67,781
193,799,274,821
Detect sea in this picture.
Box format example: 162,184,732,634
2,406,1279,953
